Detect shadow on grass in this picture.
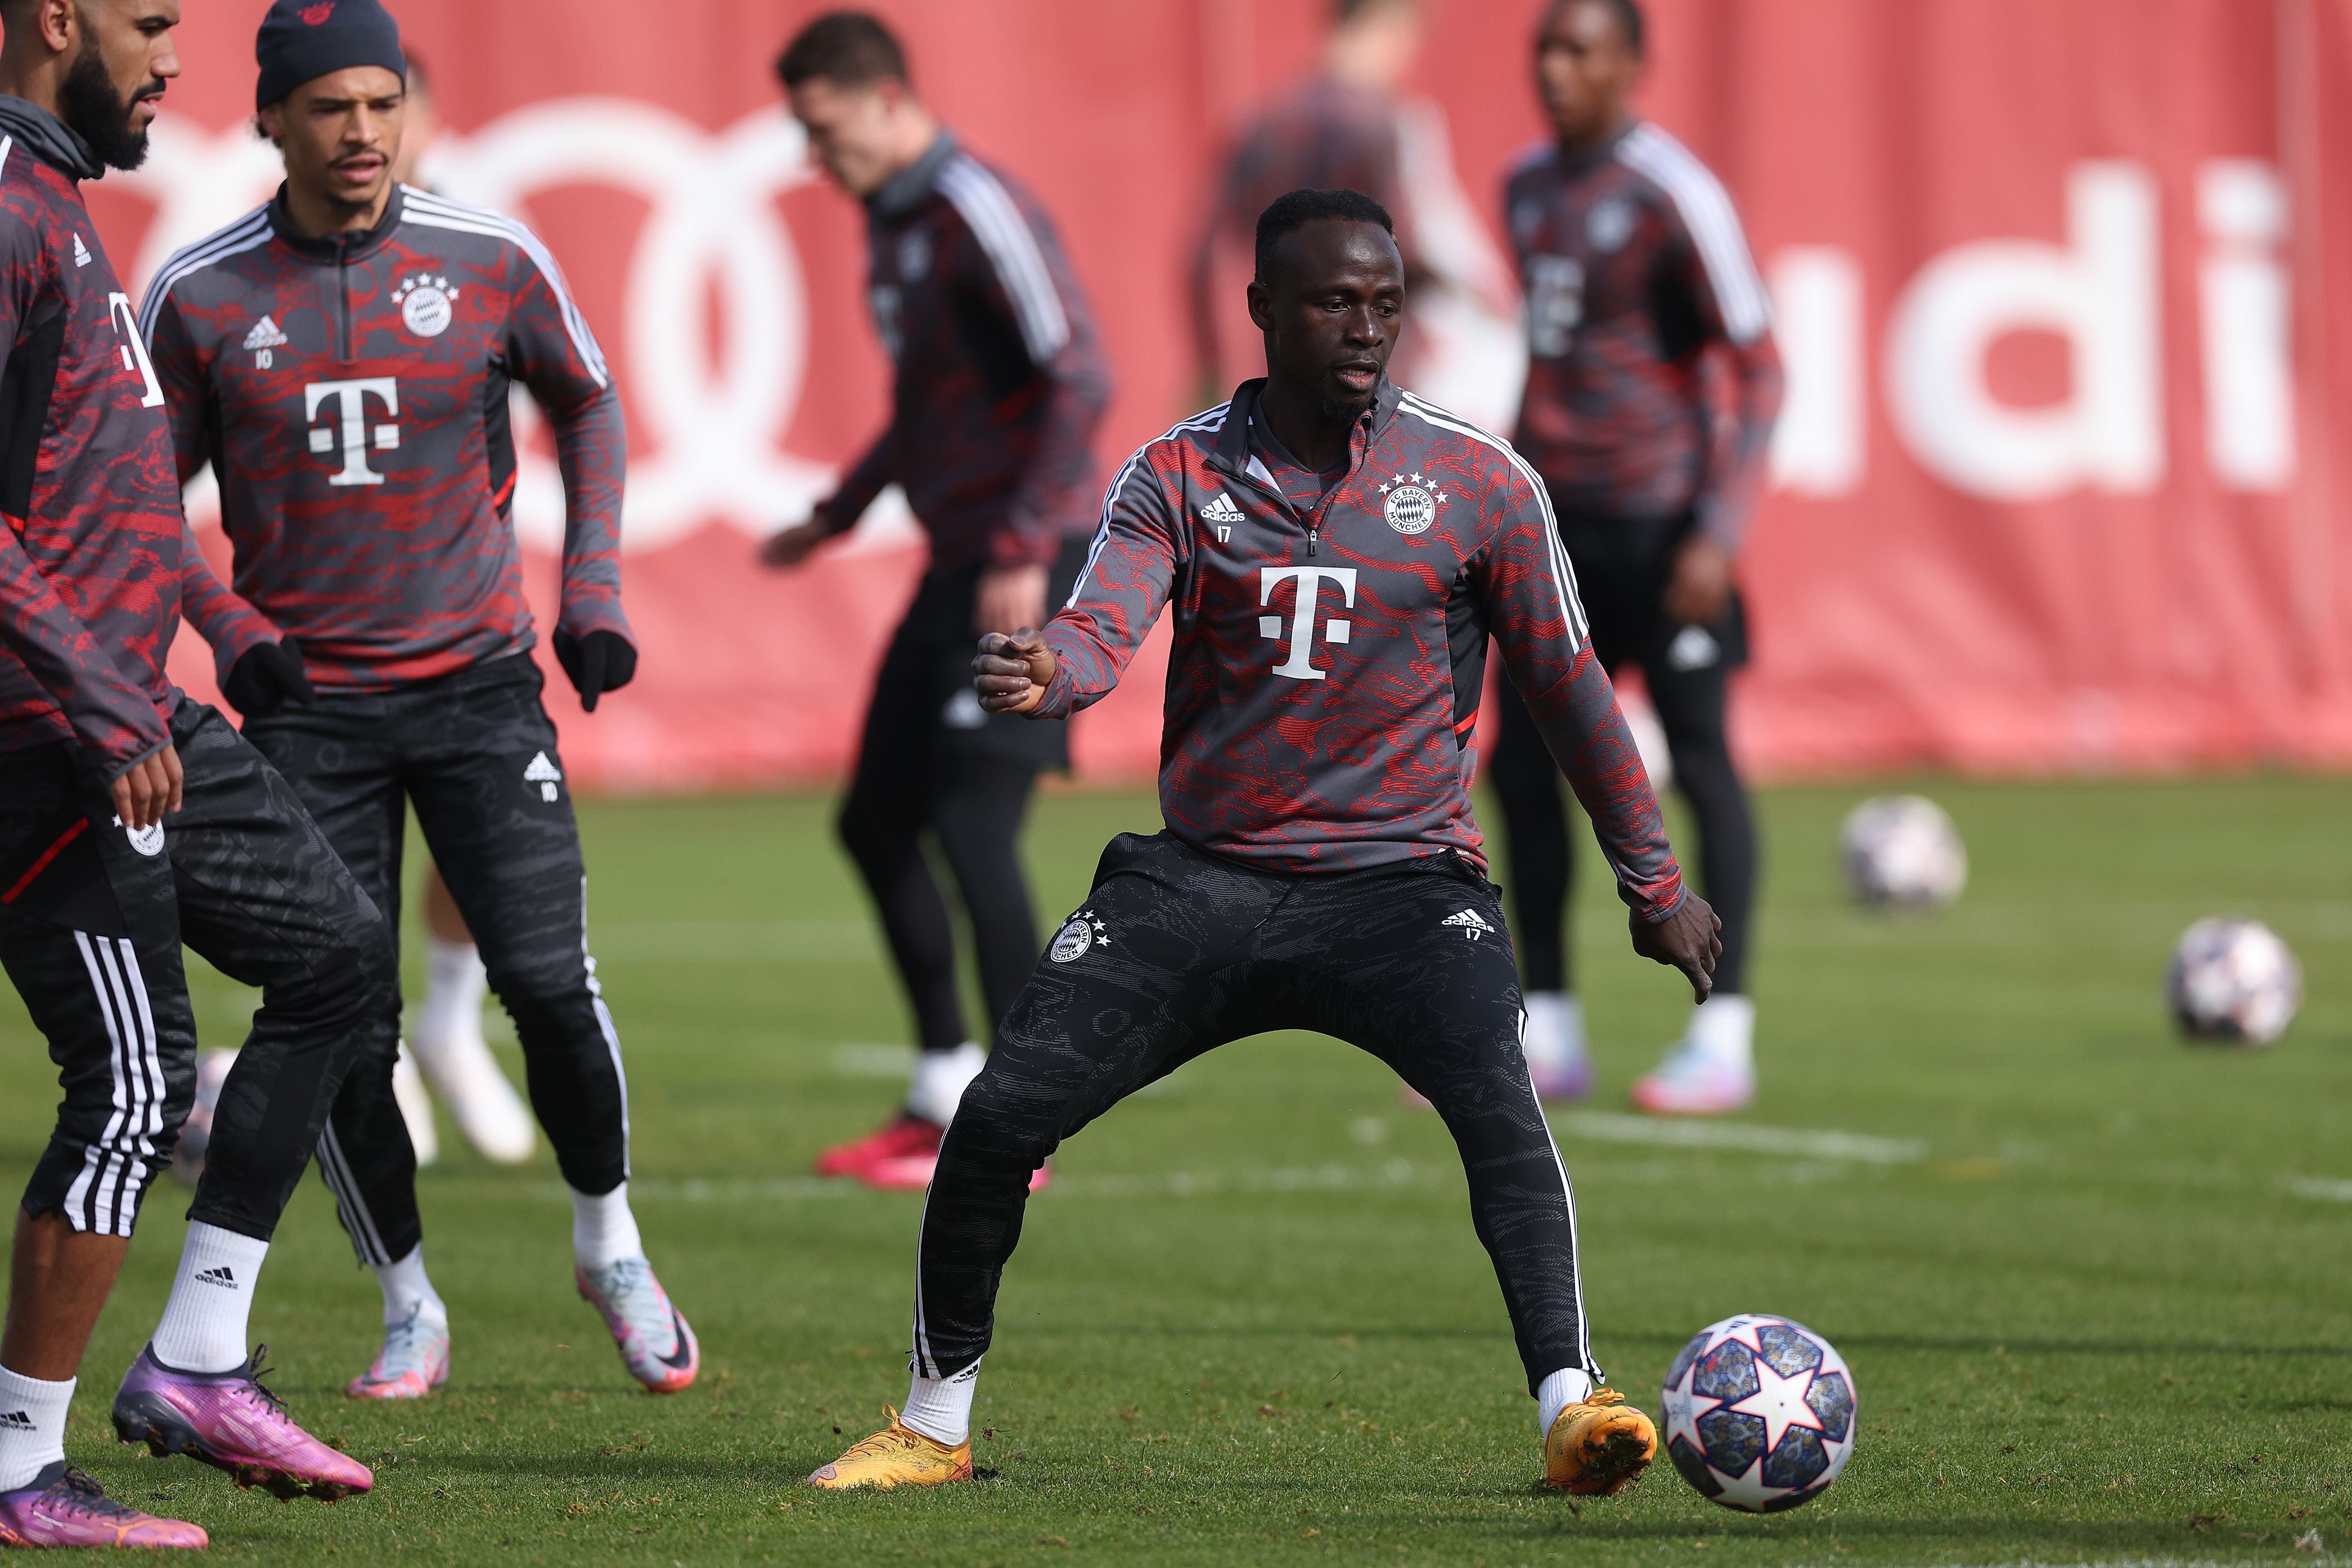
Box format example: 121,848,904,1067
1025,1322,2352,1359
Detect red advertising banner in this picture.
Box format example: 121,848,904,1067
90,0,2352,787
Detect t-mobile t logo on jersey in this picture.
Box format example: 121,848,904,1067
304,377,401,486
1258,566,1357,681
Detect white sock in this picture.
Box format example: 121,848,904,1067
1537,1366,1596,1437
150,1222,270,1374
905,1041,986,1127
416,937,489,1049
900,1358,980,1446
1521,991,1587,1073
372,1244,447,1328
1686,994,1755,1071
570,1183,644,1271
0,1366,73,1491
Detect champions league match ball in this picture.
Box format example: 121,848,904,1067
2166,917,2302,1046
1839,794,1967,909
1660,1314,1858,1513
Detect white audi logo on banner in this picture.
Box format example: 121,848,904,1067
123,103,916,555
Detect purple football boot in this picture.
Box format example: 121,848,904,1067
0,1462,208,1548
112,1345,372,1502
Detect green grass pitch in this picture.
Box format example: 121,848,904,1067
3,778,2347,1565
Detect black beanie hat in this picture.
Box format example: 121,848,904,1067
255,0,406,112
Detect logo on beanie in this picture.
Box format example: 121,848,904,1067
394,274,458,338
300,2,334,23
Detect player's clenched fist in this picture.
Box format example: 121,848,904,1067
1630,893,1722,1004
972,629,1058,715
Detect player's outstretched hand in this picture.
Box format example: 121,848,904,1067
973,628,1057,715
554,628,638,713
110,744,183,831
1630,893,1721,1003
759,519,828,569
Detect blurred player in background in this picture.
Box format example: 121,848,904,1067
0,0,392,1540
1492,0,1781,1114
811,188,1716,1495
1190,0,1522,428
390,52,539,1171
762,11,1110,1191
1191,0,1427,397
153,0,696,1402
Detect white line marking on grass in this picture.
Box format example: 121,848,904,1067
2284,1175,2352,1202
1553,1110,1929,1164
833,1044,916,1078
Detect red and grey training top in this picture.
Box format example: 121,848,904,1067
0,98,186,778
1030,377,1687,919
815,132,1111,572
141,182,629,691
1505,122,1784,549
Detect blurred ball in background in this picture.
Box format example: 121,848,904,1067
1839,794,1967,910
2166,916,2302,1047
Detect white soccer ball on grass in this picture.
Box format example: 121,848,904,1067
2166,916,2301,1046
1839,794,1966,909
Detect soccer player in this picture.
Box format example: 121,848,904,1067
808,188,1718,1494
149,0,696,1402
762,12,1110,1190
1491,0,1783,1112
0,0,393,1543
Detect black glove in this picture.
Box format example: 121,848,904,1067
221,637,314,719
553,628,637,713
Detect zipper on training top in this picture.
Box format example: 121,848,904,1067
337,236,353,363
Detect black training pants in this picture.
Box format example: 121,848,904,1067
912,832,1599,1395
240,656,629,1266
0,699,391,1241
1488,509,1757,996
838,546,1084,1057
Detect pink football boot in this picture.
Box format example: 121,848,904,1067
112,1345,372,1501
346,1306,450,1401
575,1258,700,1394
0,1462,208,1548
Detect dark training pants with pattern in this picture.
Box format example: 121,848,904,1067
1488,507,1758,997
0,699,392,1242
838,542,1085,1059
240,656,630,1267
911,832,1600,1395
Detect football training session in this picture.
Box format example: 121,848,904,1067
0,0,2344,1562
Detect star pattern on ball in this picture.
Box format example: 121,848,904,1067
1724,1357,1825,1455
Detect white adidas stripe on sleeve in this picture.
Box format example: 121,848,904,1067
1616,124,1772,345
401,187,610,387
1397,391,1590,647
938,156,1072,367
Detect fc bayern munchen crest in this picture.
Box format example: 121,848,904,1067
395,274,457,338
1384,483,1436,535
1049,916,1093,963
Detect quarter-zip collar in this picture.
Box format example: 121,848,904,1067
267,178,406,262
269,182,404,363
0,94,102,182
1213,377,1398,559
1552,120,1636,177
865,130,959,223
1212,376,1400,495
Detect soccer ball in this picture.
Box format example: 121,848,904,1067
1661,1314,1857,1512
1839,795,1965,908
2166,917,2301,1045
